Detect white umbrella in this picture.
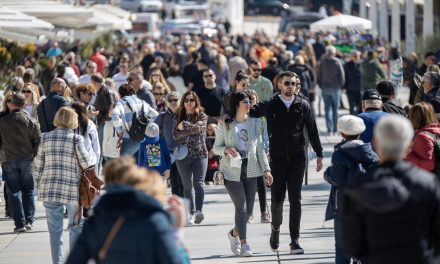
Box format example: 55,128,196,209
310,14,372,32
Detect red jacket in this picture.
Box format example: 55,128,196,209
406,123,440,172
89,52,107,75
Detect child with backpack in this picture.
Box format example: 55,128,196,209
138,123,172,178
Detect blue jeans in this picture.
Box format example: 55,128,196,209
120,137,140,158
321,88,341,133
176,156,208,213
44,202,83,264
3,159,35,228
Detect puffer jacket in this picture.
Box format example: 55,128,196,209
407,123,440,172
323,139,379,220
341,160,440,264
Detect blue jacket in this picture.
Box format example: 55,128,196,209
357,110,388,143
37,92,69,133
138,136,171,175
324,139,379,220
66,185,183,264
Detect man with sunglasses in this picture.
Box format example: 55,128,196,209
249,60,273,102
195,69,225,118
250,71,323,255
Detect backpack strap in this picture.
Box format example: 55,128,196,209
97,216,125,263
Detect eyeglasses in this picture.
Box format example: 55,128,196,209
168,98,179,103
242,99,251,105
22,90,32,94
203,74,214,78
251,68,262,72
154,93,164,96
283,81,297,87
184,98,195,103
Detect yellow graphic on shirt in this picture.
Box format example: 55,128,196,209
146,143,161,167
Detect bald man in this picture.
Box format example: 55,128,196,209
37,78,70,132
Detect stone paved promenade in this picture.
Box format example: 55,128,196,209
0,111,345,264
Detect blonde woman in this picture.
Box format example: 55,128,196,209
22,84,39,120
34,107,92,264
148,67,174,92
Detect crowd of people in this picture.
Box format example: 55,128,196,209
0,26,440,263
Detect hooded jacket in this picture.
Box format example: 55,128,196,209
341,160,440,264
324,139,379,220
407,123,440,172
138,136,171,175
66,185,183,264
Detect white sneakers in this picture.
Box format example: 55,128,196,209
227,229,253,257
227,230,241,256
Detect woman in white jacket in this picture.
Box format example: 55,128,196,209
213,91,273,257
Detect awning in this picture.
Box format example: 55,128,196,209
310,14,372,32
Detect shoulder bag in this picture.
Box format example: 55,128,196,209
73,135,104,209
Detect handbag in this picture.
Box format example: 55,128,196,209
73,135,104,209
173,144,188,161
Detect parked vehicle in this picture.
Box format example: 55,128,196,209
279,11,325,32
120,0,162,13
160,19,217,37
244,0,290,16
130,13,161,38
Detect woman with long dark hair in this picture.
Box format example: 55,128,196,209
71,102,100,170
172,91,208,224
213,91,272,257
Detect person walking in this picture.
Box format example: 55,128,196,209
361,51,386,91
341,115,440,263
213,91,273,257
37,78,70,133
406,102,440,173
172,91,208,224
22,83,39,121
250,71,324,254
376,81,406,116
343,50,362,114
248,60,273,102
317,45,345,135
0,93,40,232
155,91,184,197
34,107,93,264
324,115,379,264
112,84,158,157
195,69,225,118
128,70,156,110
357,90,388,143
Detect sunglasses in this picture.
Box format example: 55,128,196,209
154,93,164,96
251,68,262,72
283,81,297,87
22,90,32,94
242,99,251,105
184,98,195,103
203,74,214,78
168,98,179,103
127,78,133,82
86,92,95,96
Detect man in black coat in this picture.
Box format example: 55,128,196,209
250,71,324,255
343,51,362,114
376,80,406,116
341,115,440,264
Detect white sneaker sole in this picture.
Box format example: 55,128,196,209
241,251,253,257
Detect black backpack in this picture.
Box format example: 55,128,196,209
124,99,149,142
423,131,440,178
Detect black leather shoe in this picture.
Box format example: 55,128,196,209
270,228,280,252
290,240,304,254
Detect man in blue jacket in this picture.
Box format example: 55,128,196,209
357,90,388,143
37,78,69,133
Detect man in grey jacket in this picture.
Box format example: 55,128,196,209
317,45,345,135
0,93,41,233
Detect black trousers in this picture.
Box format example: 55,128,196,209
346,90,362,115
257,176,267,213
170,162,184,197
270,153,306,241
